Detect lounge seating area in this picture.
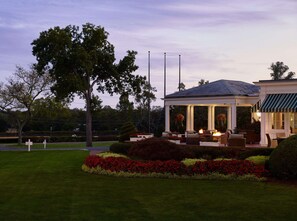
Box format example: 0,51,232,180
161,129,251,147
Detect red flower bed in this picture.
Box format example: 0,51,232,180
84,156,267,177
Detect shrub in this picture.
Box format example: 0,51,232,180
82,165,265,181
97,152,128,159
238,148,274,160
246,156,269,165
182,146,243,160
83,155,267,178
119,122,137,142
182,158,206,167
213,158,234,161
128,137,195,161
110,142,132,154
269,135,297,179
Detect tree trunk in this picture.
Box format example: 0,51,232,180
17,128,22,145
17,121,24,145
85,89,93,147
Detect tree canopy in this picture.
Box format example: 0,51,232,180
269,61,295,80
198,79,209,86
0,65,51,144
32,23,146,146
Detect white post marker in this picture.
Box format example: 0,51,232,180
43,139,47,149
25,139,33,152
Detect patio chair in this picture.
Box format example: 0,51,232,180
220,131,231,146
228,134,246,147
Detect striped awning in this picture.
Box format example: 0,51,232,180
259,93,297,112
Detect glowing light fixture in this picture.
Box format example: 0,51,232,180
213,132,222,137
256,111,261,118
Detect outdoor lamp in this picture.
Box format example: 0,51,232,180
256,111,261,117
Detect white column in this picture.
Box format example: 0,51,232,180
190,105,194,131
208,106,212,130
231,103,237,131
227,106,232,130
211,106,215,130
208,106,215,130
186,105,191,131
165,105,170,132
284,113,291,136
260,113,267,146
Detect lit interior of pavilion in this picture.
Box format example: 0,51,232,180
162,79,297,147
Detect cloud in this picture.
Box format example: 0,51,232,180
0,0,296,107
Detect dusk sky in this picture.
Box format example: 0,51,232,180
1,0,296,108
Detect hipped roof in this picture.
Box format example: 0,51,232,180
165,79,259,99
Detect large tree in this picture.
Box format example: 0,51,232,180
32,23,145,147
0,65,51,144
269,61,295,80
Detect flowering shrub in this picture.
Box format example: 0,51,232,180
83,156,267,178
182,158,206,167
97,152,129,159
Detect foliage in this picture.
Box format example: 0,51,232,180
84,155,267,177
116,92,134,120
213,158,234,161
170,106,186,133
32,23,145,147
238,148,273,160
246,156,270,166
181,158,206,167
269,135,297,179
134,81,156,110
97,152,128,159
174,113,185,133
178,82,186,91
184,145,243,160
27,97,72,131
198,79,209,86
128,137,194,161
109,142,132,154
269,61,295,80
119,121,137,142
0,65,51,144
216,113,227,132
82,164,265,181
0,113,9,132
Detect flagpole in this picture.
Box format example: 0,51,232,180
179,54,181,91
164,52,166,107
148,51,151,133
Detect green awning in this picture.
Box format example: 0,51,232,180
259,93,297,112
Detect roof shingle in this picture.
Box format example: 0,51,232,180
165,79,259,98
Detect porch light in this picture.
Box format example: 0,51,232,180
256,111,261,118
199,129,204,134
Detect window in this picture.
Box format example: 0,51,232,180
271,113,284,129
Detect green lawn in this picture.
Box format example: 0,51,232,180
3,141,116,149
0,151,297,221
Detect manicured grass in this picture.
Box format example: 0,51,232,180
0,151,297,221
3,141,116,149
